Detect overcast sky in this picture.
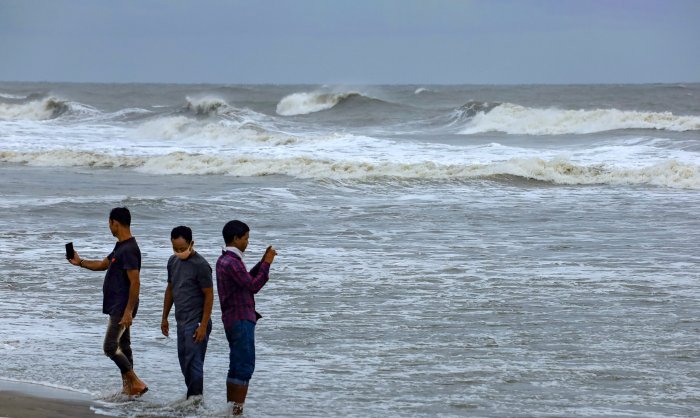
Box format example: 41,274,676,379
1,0,698,84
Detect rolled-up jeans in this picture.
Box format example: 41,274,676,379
225,320,256,386
103,315,133,375
177,320,212,398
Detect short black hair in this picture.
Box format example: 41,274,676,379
171,225,193,243
223,220,249,245
109,207,131,226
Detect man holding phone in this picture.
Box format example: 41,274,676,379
217,220,276,415
67,207,148,397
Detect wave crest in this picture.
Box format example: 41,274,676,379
0,96,72,120
455,101,502,120
276,91,363,116
459,103,700,135
184,96,232,117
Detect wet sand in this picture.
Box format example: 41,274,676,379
0,380,98,418
0,392,97,418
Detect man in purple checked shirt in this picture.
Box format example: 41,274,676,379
216,220,277,415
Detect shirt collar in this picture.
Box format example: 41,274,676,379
224,246,245,260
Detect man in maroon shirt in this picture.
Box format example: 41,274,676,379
216,220,276,415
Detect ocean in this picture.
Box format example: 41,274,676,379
1,82,699,417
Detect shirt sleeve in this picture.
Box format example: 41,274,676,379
198,260,214,289
122,243,141,271
228,258,270,294
167,256,174,284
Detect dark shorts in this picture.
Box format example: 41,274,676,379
224,320,256,385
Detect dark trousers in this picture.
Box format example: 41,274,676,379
177,320,212,398
103,316,133,375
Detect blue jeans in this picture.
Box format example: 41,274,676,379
225,320,256,386
177,320,212,398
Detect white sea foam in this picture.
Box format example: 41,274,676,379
414,87,430,95
135,115,299,145
276,91,361,116
2,150,698,188
460,103,700,135
0,150,144,168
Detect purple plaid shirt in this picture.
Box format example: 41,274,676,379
216,250,270,328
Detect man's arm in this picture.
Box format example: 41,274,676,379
229,260,270,294
194,287,214,343
68,251,109,271
161,283,174,336
227,247,277,294
119,269,140,327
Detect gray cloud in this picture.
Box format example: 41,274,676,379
1,0,698,84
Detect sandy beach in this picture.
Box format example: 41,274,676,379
0,380,97,418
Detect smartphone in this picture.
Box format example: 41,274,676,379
65,242,75,260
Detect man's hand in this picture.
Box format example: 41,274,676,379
119,310,133,328
193,323,207,343
68,251,81,266
263,246,277,264
161,318,169,337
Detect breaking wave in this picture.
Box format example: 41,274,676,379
183,96,233,116
453,101,502,121
2,150,698,189
0,96,78,120
459,103,700,135
276,91,365,116
181,96,272,125
0,150,143,168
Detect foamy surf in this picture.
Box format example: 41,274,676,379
2,150,698,188
135,115,297,145
459,103,700,135
0,150,144,168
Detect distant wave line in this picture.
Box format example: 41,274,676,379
2,150,698,189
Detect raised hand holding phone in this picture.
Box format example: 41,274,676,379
65,242,81,266
263,245,277,264
65,242,75,260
